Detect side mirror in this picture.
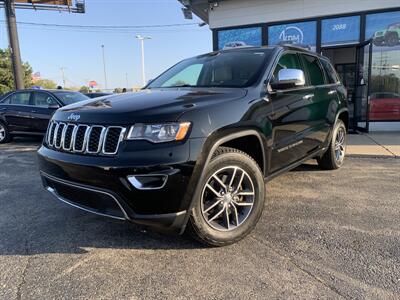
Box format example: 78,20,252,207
48,103,60,110
270,68,305,90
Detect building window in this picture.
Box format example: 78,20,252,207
321,16,360,47
367,11,400,121
268,21,317,51
218,27,262,50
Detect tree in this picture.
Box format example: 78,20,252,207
31,79,57,89
0,48,32,93
79,86,89,93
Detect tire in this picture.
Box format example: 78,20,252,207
317,120,346,170
187,147,265,247
385,33,399,47
0,121,11,144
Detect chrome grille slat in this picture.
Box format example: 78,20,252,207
47,122,57,146
73,125,90,153
102,126,126,155
46,121,124,156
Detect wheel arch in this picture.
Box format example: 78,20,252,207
336,108,349,131
179,128,268,234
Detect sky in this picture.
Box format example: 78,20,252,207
0,0,211,90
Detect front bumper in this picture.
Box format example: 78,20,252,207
37,140,202,232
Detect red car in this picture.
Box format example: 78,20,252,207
370,92,400,121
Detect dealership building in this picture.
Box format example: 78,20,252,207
180,0,400,131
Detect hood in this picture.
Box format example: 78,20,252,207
53,88,247,125
374,30,386,36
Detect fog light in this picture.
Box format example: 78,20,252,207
127,175,168,190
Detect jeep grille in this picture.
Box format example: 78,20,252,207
46,121,126,155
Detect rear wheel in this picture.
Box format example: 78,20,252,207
386,32,399,47
317,120,346,170
0,122,11,144
188,147,265,246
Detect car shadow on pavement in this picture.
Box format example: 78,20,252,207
291,162,323,172
0,214,207,256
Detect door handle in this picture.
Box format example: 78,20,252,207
303,94,314,100
328,90,337,95
262,96,270,103
31,109,38,113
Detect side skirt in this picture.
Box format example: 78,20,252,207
265,148,326,182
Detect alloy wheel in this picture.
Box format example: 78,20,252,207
334,127,346,163
0,124,5,142
201,166,255,232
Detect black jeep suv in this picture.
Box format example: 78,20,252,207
38,46,348,246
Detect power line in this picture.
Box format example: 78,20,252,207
1,20,202,29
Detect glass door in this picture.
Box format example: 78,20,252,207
353,40,373,132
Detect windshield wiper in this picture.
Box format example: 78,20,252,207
165,84,195,88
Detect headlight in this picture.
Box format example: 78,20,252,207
126,122,191,143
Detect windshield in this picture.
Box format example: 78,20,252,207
148,49,272,89
53,91,89,105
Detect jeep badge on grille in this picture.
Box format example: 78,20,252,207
67,113,81,121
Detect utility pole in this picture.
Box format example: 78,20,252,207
135,35,151,87
4,0,24,90
60,67,66,88
125,72,129,89
101,45,108,91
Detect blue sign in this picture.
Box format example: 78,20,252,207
321,16,360,46
218,27,262,50
366,11,400,49
268,21,317,51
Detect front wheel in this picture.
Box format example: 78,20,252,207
0,122,11,144
317,120,347,170
188,147,265,246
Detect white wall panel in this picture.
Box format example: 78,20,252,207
208,0,400,28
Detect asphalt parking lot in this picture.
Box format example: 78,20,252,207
1,139,399,299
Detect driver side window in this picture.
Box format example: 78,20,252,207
33,92,58,107
272,53,303,83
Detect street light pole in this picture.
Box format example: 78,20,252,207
135,35,151,87
101,45,108,91
4,0,24,90
60,67,66,88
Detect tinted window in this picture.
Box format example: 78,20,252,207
162,64,203,87
9,92,31,105
320,59,339,84
272,53,303,82
33,92,58,107
301,54,325,86
0,95,10,104
148,50,272,88
53,91,89,105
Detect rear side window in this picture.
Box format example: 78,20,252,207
300,54,325,86
9,92,31,105
273,53,303,82
320,59,339,84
